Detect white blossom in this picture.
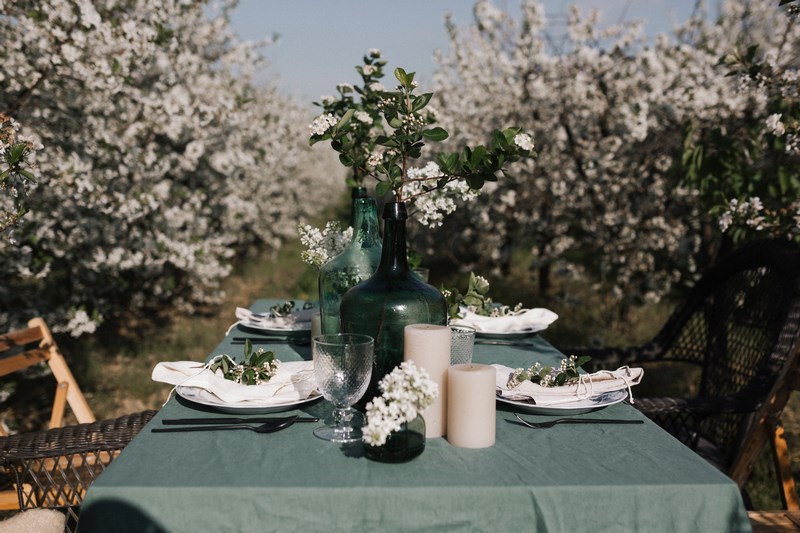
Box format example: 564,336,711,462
513,133,535,151
354,111,372,125
766,113,786,136
309,113,337,136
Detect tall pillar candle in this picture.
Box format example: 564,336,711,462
404,324,451,438
447,364,496,448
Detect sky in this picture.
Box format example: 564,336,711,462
229,1,708,111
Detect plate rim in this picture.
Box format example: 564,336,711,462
175,385,321,414
496,389,628,415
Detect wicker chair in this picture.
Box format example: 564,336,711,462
561,239,800,509
0,410,157,533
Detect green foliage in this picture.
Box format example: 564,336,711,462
208,340,280,386
681,30,800,244
312,62,536,202
442,272,522,319
510,355,592,388
0,113,39,233
309,50,388,187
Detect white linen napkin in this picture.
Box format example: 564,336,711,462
451,307,558,334
493,364,644,406
234,306,314,331
152,359,318,406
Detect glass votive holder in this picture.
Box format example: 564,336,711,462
449,325,476,365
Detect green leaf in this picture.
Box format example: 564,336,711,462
470,145,487,167
412,92,433,111
339,154,354,167
394,67,409,86
376,135,399,148
19,170,36,182
491,130,508,150
375,180,392,196
389,117,403,129
334,109,355,132
422,127,448,142
466,174,485,189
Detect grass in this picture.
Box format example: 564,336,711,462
1,195,796,510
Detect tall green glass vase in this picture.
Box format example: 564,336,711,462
340,202,447,406
350,186,367,227
318,195,382,334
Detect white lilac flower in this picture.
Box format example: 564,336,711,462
309,113,337,136
514,133,535,151
362,361,437,447
369,82,385,92
320,95,335,105
298,222,352,268
354,111,372,125
405,163,480,227
337,83,354,93
362,65,375,76
766,113,786,136
368,48,381,58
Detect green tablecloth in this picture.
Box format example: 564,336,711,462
79,300,751,532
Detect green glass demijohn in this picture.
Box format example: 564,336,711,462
340,201,447,405
318,191,382,334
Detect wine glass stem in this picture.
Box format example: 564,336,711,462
333,407,352,436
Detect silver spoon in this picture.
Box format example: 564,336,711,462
513,413,644,429
151,415,298,434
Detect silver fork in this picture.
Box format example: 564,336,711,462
513,413,644,429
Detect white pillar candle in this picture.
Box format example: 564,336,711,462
404,324,451,438
447,364,496,448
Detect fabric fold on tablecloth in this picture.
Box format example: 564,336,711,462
451,308,558,334
493,364,644,406
152,359,318,406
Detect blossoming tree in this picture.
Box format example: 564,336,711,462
0,0,336,335
424,0,799,307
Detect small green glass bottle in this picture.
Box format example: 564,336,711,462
318,194,382,334
340,202,447,405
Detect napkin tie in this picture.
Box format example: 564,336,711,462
494,364,643,406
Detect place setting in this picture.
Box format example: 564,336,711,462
225,300,318,344
150,339,322,421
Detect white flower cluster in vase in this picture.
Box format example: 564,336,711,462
297,222,353,269
362,361,438,447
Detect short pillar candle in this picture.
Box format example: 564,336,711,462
404,324,450,438
447,364,496,448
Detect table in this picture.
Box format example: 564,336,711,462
79,300,752,532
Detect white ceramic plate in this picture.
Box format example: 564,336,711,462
496,389,628,416
237,320,311,338
475,329,538,340
176,386,321,414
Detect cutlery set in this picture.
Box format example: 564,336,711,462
152,415,319,434
150,413,642,434
512,413,644,429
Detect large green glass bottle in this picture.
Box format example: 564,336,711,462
318,194,382,334
340,202,447,405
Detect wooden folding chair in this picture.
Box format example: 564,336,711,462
0,317,96,512
0,317,95,436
